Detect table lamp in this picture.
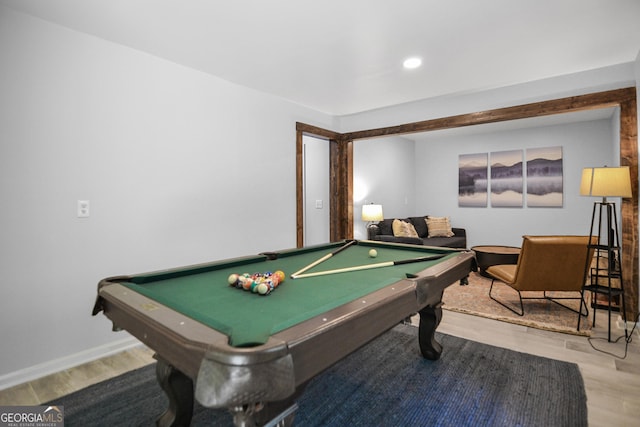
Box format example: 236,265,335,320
362,204,383,230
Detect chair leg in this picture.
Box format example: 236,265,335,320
489,279,524,316
580,294,589,317
543,292,589,317
577,290,590,331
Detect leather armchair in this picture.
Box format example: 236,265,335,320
486,235,596,316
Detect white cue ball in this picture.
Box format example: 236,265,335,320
369,249,378,258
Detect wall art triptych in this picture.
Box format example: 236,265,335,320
458,146,563,208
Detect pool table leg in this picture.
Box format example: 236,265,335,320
418,302,443,360
156,357,194,427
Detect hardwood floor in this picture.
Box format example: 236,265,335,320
0,346,155,407
0,309,638,426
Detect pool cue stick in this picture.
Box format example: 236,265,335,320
292,254,446,279
290,240,357,278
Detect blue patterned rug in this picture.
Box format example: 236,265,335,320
50,324,587,426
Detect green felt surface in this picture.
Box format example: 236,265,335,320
122,242,458,347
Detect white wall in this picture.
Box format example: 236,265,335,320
414,118,616,248
352,118,617,248
353,136,416,239
0,7,333,385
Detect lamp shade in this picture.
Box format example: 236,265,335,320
580,166,632,198
362,204,383,222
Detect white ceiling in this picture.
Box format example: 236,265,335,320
2,0,639,115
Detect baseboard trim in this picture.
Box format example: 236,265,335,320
0,336,141,391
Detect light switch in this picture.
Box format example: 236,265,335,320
315,200,323,209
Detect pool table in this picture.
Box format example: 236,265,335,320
92,240,475,426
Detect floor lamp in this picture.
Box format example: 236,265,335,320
362,204,383,239
578,166,631,341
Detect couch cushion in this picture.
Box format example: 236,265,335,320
423,236,466,248
392,219,419,238
377,219,395,236
426,216,455,237
408,216,428,238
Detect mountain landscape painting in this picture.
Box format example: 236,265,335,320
458,153,488,207
526,146,563,207
490,150,523,207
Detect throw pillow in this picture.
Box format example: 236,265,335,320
377,219,394,236
426,216,454,238
408,216,428,238
392,219,419,238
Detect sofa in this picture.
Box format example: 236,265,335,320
367,215,467,248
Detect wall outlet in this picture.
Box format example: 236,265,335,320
77,200,90,218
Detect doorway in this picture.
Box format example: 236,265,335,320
303,135,330,245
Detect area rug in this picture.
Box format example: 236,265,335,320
50,324,587,426
443,272,592,336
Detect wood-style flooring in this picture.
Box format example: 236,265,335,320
1,309,638,426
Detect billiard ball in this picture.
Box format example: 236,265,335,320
228,273,239,286
242,278,254,291
274,270,286,283
257,283,269,295
369,249,378,258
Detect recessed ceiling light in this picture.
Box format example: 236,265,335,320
403,57,422,69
